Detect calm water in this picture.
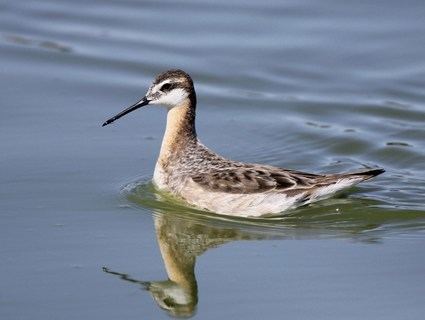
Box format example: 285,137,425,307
1,0,425,319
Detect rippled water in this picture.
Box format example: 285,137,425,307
1,0,425,319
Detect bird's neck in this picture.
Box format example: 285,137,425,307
157,97,197,167
154,216,197,294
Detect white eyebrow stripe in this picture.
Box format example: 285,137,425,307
156,79,172,87
151,79,184,94
156,78,184,88
151,80,171,94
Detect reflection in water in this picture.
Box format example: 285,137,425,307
103,211,277,318
103,182,425,317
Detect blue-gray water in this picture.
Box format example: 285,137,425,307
1,0,425,319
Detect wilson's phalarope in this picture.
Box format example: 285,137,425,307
102,69,384,217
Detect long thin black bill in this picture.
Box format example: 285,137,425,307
102,97,150,127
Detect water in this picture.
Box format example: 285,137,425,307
1,0,425,319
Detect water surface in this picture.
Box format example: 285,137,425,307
1,0,425,319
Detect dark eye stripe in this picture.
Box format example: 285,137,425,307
160,83,172,91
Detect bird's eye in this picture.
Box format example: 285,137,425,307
160,83,172,91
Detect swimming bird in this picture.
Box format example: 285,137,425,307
102,69,384,217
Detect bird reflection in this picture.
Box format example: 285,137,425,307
103,187,403,317
103,211,277,318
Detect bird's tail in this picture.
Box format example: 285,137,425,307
340,168,385,181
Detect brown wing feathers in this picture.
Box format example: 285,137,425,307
191,166,323,194
190,163,385,195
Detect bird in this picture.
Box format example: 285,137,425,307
102,69,384,217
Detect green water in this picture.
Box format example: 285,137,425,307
1,0,425,319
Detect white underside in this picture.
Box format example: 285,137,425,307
180,186,303,217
